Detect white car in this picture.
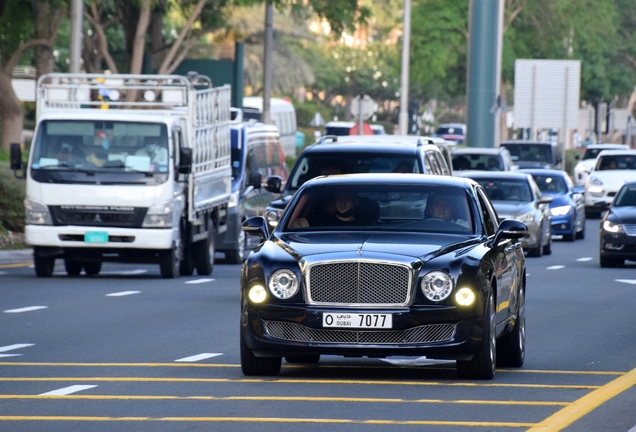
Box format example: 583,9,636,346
584,150,636,217
573,144,629,186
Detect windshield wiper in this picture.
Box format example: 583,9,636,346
100,162,154,177
41,163,96,176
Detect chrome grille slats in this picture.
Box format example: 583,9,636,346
265,321,456,344
307,260,411,307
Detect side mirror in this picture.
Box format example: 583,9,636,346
10,143,25,179
490,219,527,248
264,175,282,193
572,186,585,195
537,194,553,205
249,171,262,189
242,216,269,243
178,147,192,174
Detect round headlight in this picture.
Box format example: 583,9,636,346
455,287,475,306
248,285,267,303
421,271,453,301
269,269,299,299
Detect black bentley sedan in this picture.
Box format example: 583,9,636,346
240,174,527,380
600,181,636,267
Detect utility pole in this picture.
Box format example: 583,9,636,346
262,2,274,125
398,0,412,135
69,0,83,73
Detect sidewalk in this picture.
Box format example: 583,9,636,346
0,249,33,266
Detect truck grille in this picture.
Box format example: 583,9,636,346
264,321,456,345
307,261,411,306
50,206,146,228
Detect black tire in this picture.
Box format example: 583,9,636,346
527,237,543,257
64,259,83,276
194,227,215,276
226,229,247,264
179,223,194,276
159,244,179,278
285,355,321,364
457,293,496,380
83,261,102,276
564,229,576,242
576,224,585,239
497,286,525,368
542,233,552,255
34,250,55,278
240,328,281,376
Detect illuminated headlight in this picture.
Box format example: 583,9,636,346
421,271,453,301
515,212,535,223
248,285,267,303
455,288,476,306
603,220,624,234
228,190,240,208
551,205,572,216
588,186,604,195
142,201,173,228
24,198,53,225
269,269,299,299
265,209,283,227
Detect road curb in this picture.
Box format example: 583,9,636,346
0,249,33,267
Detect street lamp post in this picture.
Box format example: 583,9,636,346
69,0,83,73
398,0,412,135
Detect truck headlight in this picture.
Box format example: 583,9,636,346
142,201,173,228
269,269,299,299
421,271,453,301
550,205,572,216
24,198,53,225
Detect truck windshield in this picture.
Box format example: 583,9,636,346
31,120,169,174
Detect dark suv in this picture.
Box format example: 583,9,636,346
262,136,452,230
500,140,562,170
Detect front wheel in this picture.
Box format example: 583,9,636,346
497,286,525,367
542,233,552,255
159,244,179,278
194,226,215,276
34,249,55,278
457,293,496,380
226,229,247,264
64,259,83,276
240,328,281,376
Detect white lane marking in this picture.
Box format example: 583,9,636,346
175,353,223,362
106,291,140,297
381,356,455,366
0,343,34,353
616,279,636,285
577,257,593,262
4,306,48,313
185,278,215,285
101,269,148,275
546,265,565,270
40,385,98,396
0,354,22,358
0,271,6,275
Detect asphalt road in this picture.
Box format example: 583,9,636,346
1,219,636,431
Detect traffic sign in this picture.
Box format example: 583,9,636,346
351,94,376,121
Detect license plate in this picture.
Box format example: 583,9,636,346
323,313,392,329
84,231,109,243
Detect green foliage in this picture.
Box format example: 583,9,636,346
294,100,331,128
0,162,26,234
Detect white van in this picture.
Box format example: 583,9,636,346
242,97,297,157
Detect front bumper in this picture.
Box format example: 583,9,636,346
600,231,636,261
519,221,542,249
551,215,574,236
26,225,174,249
241,304,483,361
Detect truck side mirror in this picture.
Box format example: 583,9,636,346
264,176,282,193
179,147,192,174
10,143,25,179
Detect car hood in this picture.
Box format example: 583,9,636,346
513,160,554,169
590,171,636,188
268,194,294,210
608,207,636,224
276,232,479,262
546,194,571,207
491,201,534,217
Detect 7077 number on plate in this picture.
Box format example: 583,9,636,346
322,313,392,329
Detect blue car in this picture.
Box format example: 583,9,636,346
521,169,586,241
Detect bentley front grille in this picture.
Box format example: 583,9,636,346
308,262,410,306
264,321,456,345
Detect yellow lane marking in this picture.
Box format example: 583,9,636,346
0,362,626,376
0,394,570,406
0,415,537,427
0,263,30,269
528,366,636,431
0,377,600,389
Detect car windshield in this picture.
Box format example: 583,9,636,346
595,155,636,171
582,148,604,160
288,153,421,191
530,174,567,194
284,184,474,234
502,143,554,164
614,185,636,206
473,178,532,202
453,153,502,171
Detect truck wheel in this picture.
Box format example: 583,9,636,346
226,229,247,264
34,250,55,278
160,244,179,278
194,227,215,276
83,262,102,276
64,259,83,276
179,222,194,276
